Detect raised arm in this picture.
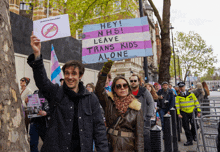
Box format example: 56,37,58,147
95,60,114,110
27,32,59,101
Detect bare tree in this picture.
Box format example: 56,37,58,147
148,0,171,84
0,0,29,151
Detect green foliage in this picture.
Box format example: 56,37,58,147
28,0,138,36
174,31,217,81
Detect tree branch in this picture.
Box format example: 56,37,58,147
148,0,162,29
184,63,191,82
83,0,98,18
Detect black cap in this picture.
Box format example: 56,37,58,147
162,81,168,85
178,82,185,87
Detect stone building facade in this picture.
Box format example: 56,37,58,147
9,0,20,14
9,0,60,20
111,58,145,82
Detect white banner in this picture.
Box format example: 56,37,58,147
33,14,71,42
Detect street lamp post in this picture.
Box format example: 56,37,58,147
178,55,181,81
176,49,181,82
139,0,149,83
170,26,177,86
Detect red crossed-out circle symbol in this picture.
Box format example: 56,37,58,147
41,23,58,38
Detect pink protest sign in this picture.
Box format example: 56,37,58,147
82,17,153,64
27,94,41,107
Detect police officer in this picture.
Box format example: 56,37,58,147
176,82,201,146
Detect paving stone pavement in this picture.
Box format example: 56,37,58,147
173,129,197,152
37,121,215,152
157,119,198,152
37,125,198,152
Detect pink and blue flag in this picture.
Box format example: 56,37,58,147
82,16,153,64
51,44,62,85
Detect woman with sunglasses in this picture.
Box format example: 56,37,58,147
95,60,144,152
86,83,95,93
20,77,32,132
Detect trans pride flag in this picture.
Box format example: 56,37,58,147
51,44,62,85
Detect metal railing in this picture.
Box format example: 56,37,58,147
193,100,220,152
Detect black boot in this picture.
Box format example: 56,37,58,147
193,136,197,141
184,141,193,146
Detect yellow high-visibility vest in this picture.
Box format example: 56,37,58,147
176,91,201,115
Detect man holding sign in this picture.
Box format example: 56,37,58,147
28,32,108,152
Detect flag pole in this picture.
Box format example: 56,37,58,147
47,0,49,18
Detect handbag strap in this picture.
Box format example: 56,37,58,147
107,108,131,132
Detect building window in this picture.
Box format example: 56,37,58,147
10,0,14,4
20,2,33,10
117,73,125,77
19,2,33,19
113,1,121,11
16,0,19,6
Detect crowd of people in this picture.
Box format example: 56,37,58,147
19,32,210,152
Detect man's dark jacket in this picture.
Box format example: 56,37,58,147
157,89,175,110
27,54,108,152
134,86,154,134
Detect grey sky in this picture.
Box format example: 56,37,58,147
152,0,220,68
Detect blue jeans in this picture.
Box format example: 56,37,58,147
29,122,47,152
159,108,169,131
93,140,95,151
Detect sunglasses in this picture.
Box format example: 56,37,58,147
130,80,137,83
20,79,25,82
115,83,128,89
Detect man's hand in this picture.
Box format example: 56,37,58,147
167,111,170,114
38,110,47,116
178,114,182,118
158,95,163,99
30,31,41,59
197,113,201,117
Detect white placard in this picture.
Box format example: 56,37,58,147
33,14,71,42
